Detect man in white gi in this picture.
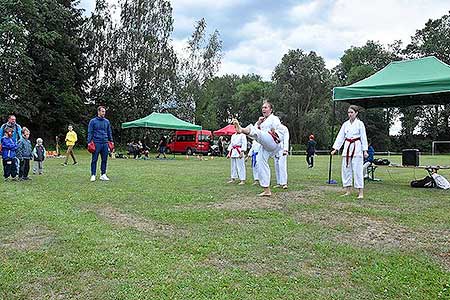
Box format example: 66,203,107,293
274,121,289,189
227,132,247,185
233,101,283,197
247,140,260,185
331,105,368,199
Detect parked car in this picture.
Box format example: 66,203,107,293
167,130,212,155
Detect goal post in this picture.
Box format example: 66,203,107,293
432,141,450,155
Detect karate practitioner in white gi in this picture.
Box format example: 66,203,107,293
227,132,247,184
331,105,368,199
233,101,283,197
247,140,260,185
274,123,289,189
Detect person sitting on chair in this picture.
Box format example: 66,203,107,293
363,142,375,179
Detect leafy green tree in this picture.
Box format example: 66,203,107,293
196,74,266,130
85,0,177,143
272,49,332,144
0,0,87,143
405,11,450,64
403,11,450,143
175,18,222,122
334,41,399,150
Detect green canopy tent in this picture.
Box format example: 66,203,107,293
333,56,450,108
328,56,450,183
121,112,201,130
122,113,201,158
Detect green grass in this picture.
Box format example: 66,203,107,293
1,152,450,299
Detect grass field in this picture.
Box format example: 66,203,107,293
1,152,450,299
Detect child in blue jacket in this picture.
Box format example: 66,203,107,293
1,127,18,180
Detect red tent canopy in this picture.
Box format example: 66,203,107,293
213,124,236,136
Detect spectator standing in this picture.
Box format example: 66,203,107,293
87,106,113,182
16,127,33,180
32,138,46,174
1,128,18,180
63,125,78,166
306,134,317,168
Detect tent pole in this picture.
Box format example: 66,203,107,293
327,101,336,184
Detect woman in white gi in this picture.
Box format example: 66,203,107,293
331,105,368,199
247,140,260,185
233,101,283,197
227,132,247,185
274,122,289,189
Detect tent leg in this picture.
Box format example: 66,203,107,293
327,101,337,184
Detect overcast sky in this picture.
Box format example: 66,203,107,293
79,0,449,81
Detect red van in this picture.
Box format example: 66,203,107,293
167,130,212,155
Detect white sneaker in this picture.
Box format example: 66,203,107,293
90,175,96,182
100,174,110,181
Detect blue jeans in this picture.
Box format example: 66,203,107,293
91,142,109,175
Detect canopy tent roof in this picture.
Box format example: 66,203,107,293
213,124,236,136
121,113,201,130
333,56,450,108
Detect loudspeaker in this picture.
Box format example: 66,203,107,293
402,149,419,166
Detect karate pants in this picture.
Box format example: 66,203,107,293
252,161,259,181
231,157,246,180
246,125,281,188
274,155,288,185
341,156,364,189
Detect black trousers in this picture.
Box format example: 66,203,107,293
19,159,30,178
3,159,18,178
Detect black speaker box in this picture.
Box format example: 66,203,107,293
402,149,419,166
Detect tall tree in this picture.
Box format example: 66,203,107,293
272,49,332,144
403,11,450,143
0,0,87,142
196,74,265,129
334,41,399,150
85,0,177,142
175,18,222,122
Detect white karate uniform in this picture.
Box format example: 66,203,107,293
274,124,289,185
248,140,260,181
245,114,282,188
227,133,247,180
332,118,368,189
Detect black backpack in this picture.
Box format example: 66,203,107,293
410,176,436,188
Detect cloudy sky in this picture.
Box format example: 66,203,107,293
79,0,449,80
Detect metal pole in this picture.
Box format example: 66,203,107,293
327,101,336,184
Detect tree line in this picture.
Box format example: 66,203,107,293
1,0,449,152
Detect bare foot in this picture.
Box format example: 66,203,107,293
357,194,364,199
340,192,351,197
231,119,242,133
238,181,245,185
227,179,235,184
282,185,288,189
258,191,272,197
252,181,259,185
273,184,281,188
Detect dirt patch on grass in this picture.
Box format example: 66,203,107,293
295,210,449,251
194,189,329,212
1,226,54,251
206,195,284,210
93,205,185,236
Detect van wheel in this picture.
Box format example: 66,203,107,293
186,148,193,155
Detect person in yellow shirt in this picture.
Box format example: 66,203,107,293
63,125,78,166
